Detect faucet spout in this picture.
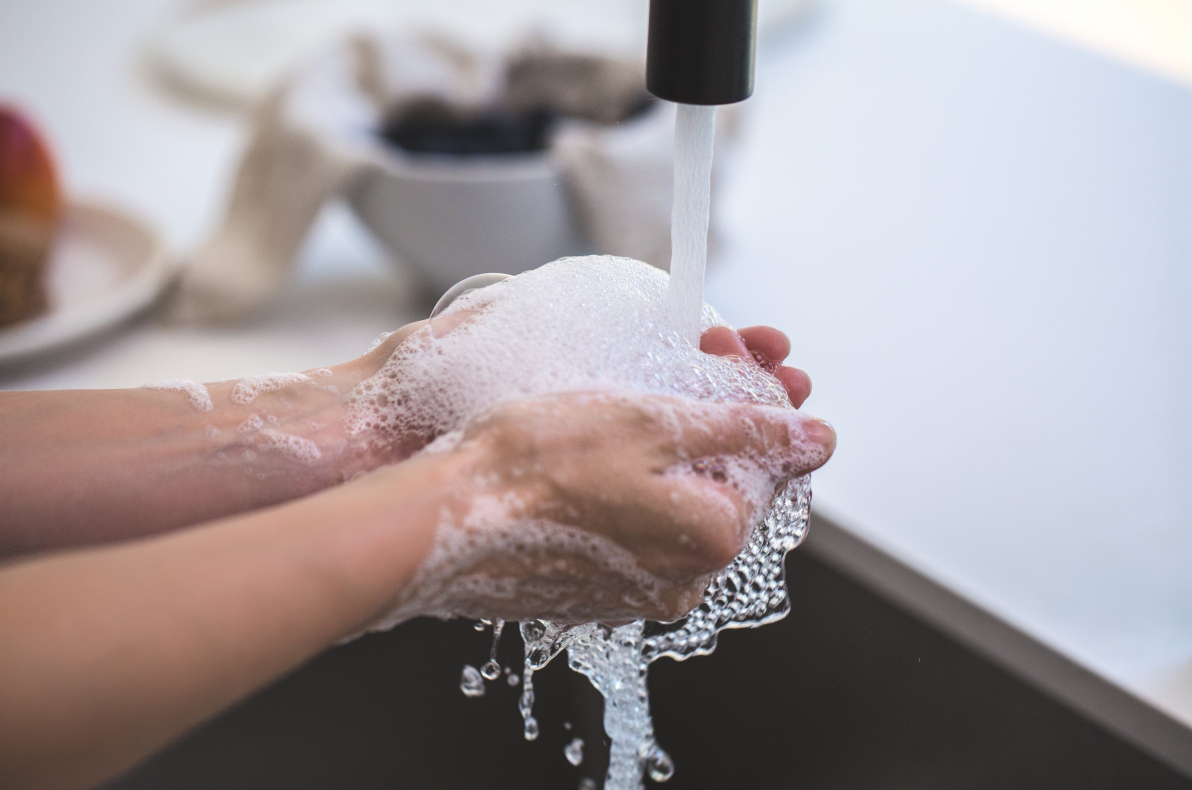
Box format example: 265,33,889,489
646,0,758,106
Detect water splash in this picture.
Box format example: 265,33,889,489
513,474,811,789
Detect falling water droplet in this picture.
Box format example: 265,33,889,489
578,778,598,790
507,673,520,687
564,737,585,766
518,662,537,739
459,665,485,698
481,619,504,679
518,675,535,717
645,746,674,782
524,716,540,741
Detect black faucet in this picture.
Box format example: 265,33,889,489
646,0,758,106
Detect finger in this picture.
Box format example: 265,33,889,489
665,399,835,478
649,472,755,571
700,326,750,358
775,366,812,408
737,326,791,365
702,326,810,407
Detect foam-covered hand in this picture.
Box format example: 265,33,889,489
385,389,834,625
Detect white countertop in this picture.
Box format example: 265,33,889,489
2,0,1190,731
707,0,1192,723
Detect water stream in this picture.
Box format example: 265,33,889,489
665,104,718,347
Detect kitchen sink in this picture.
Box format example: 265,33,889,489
104,517,1192,790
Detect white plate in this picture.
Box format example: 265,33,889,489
149,0,816,107
0,201,175,365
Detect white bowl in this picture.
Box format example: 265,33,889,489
347,148,587,294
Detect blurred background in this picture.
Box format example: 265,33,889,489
2,0,1191,786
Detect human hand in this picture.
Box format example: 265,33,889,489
386,388,835,626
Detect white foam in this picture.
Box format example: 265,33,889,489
344,257,828,632
344,256,794,449
142,379,213,412
237,413,264,433
344,258,826,618
230,372,311,405
256,428,322,465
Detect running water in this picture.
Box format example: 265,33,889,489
665,104,717,346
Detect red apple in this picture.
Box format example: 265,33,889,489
0,106,61,225
0,107,59,325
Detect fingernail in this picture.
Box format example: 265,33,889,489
802,418,836,450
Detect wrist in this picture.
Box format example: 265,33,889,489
195,354,413,499
287,441,486,633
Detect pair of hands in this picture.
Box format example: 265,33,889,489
190,313,834,625
336,317,835,625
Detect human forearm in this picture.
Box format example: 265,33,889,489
0,450,457,790
0,387,323,554
0,329,424,557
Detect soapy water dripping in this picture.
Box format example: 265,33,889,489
666,103,716,348
463,475,812,789
481,619,504,681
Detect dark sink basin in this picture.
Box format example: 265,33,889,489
103,519,1192,790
